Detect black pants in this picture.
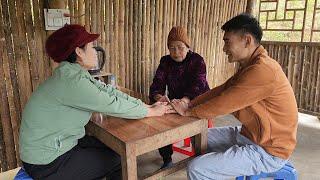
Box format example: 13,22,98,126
159,137,195,163
23,135,121,180
158,145,173,163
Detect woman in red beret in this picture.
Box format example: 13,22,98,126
19,24,169,180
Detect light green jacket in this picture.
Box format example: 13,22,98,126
19,62,147,164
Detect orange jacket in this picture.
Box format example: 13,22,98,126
190,46,298,159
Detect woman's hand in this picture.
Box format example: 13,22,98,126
146,102,170,117
143,103,152,108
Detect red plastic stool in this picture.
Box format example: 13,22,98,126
172,119,213,156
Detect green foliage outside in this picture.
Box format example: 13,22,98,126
256,0,319,42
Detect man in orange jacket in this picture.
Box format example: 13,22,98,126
171,13,298,179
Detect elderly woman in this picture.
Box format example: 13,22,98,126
19,24,169,180
149,26,210,169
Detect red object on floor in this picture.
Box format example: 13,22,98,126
172,119,214,156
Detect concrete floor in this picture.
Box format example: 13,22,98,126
1,113,319,180
137,113,320,180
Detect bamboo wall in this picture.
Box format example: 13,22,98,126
262,41,320,117
0,0,247,172
77,0,246,93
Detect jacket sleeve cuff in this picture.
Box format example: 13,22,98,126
190,108,198,118
190,105,217,119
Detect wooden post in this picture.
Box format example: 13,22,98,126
46,0,68,71
48,0,67,9
246,0,256,14
78,0,85,25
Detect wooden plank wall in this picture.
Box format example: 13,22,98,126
0,0,247,172
262,41,320,117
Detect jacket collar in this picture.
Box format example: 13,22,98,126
249,45,267,64
239,45,267,69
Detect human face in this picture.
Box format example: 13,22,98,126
223,31,250,65
75,42,98,70
168,41,189,62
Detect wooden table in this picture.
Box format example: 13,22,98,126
85,113,208,180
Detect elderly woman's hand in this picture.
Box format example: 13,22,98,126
154,94,170,102
180,96,190,104
165,103,177,114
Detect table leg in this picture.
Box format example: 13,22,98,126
194,120,208,155
121,145,137,180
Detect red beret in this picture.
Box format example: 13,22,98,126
45,24,99,63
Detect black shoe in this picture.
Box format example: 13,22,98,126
160,160,173,169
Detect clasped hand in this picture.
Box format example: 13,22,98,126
153,95,190,116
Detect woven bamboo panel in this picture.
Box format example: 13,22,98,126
262,41,320,116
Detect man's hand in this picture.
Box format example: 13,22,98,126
171,99,191,116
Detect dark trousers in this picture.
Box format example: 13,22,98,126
159,137,195,163
158,145,173,163
23,135,121,180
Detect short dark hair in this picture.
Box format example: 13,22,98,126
221,13,263,43
64,44,86,63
